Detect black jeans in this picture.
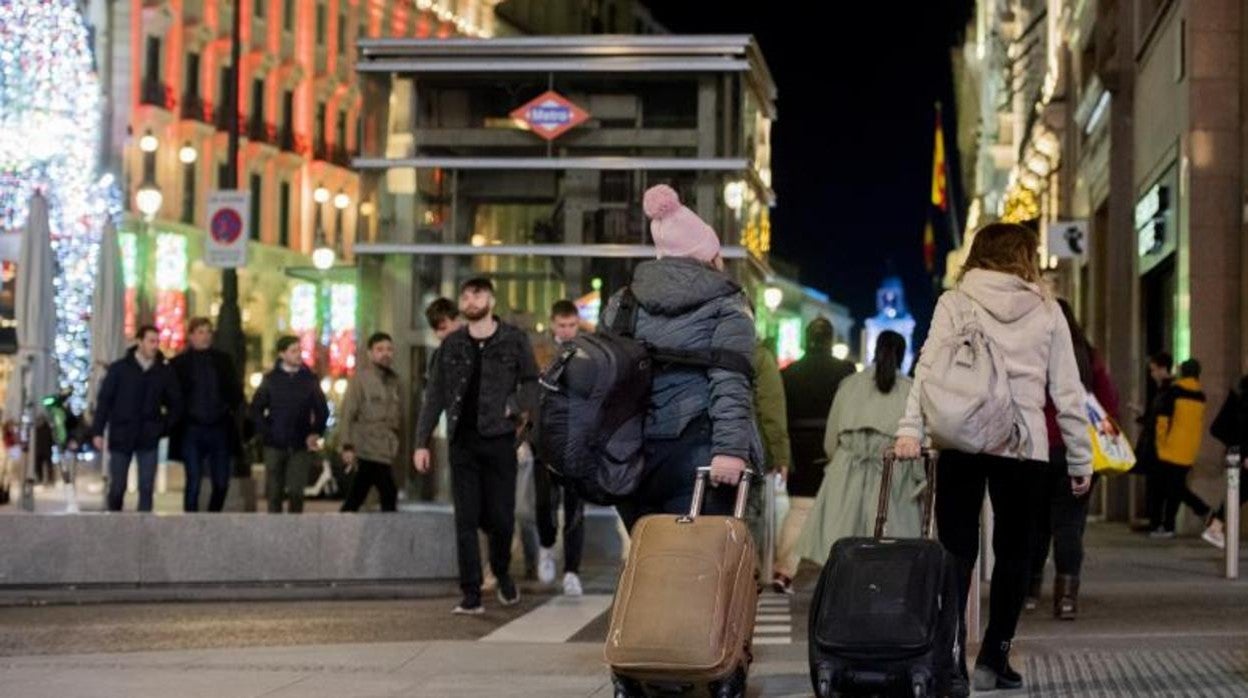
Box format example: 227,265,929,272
340,459,398,512
1029,448,1095,580
615,415,737,533
936,450,1048,656
1147,462,1209,531
107,449,158,512
450,432,518,595
183,423,231,512
535,460,585,574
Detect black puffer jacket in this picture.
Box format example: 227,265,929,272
414,319,539,446
91,348,183,453
781,353,856,497
248,362,329,450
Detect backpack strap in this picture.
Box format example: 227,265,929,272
650,346,755,379
611,286,640,338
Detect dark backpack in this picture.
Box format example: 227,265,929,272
537,288,752,505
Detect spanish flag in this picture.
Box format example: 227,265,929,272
931,104,948,211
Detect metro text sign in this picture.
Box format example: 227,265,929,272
510,90,590,141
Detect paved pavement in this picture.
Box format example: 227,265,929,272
0,524,1244,696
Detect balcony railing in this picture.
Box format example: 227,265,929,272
330,145,352,168
247,121,278,146
279,126,295,152
312,139,328,161
181,94,211,123
141,80,175,110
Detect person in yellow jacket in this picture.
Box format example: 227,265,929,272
1147,359,1210,538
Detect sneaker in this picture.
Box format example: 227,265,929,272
498,577,521,607
452,593,484,615
972,641,1022,691
562,572,583,597
1149,528,1176,540
1202,523,1227,550
771,573,794,596
538,546,557,584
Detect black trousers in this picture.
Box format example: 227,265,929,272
1029,448,1095,580
534,460,585,574
340,459,398,512
1147,462,1209,531
450,433,518,595
936,450,1048,657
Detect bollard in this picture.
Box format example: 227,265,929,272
1227,448,1241,580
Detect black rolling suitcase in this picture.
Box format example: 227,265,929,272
808,451,961,697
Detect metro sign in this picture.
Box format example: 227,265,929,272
510,90,590,141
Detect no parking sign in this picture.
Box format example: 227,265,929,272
205,190,250,268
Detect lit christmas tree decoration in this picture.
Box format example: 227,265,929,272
0,0,120,412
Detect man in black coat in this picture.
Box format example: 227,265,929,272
91,325,184,512
249,335,329,513
170,317,244,512
772,318,855,592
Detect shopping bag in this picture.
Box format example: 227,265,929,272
1087,394,1135,475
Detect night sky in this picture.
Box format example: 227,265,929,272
648,2,973,346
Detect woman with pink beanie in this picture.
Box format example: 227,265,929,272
601,184,762,532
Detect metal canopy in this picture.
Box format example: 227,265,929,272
356,35,777,118
353,242,751,259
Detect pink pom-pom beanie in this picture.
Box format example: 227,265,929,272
643,184,721,264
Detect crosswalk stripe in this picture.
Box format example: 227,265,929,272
753,636,792,645
480,594,614,644
756,614,790,623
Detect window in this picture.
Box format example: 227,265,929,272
249,174,262,241
281,90,294,132
315,103,326,146
254,0,264,17
335,111,346,149
337,12,346,55
278,181,291,247
144,36,161,83
316,3,326,43
185,53,200,100
283,0,294,31
218,65,231,112
217,163,230,190
251,78,265,125
182,162,196,224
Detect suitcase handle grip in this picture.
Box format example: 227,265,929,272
876,449,939,539
680,467,752,522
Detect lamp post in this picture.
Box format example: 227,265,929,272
215,0,245,394
134,172,163,326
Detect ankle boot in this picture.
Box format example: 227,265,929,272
973,640,1023,691
1054,574,1079,620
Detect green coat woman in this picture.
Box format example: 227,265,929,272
796,331,926,565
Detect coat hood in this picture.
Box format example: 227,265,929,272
958,269,1047,324
630,257,742,316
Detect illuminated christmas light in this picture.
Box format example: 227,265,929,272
154,233,187,352
0,0,121,412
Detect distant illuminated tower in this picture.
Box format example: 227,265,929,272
860,276,915,373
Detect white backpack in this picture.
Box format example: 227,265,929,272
919,291,1028,455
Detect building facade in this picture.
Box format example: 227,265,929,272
85,0,501,382
957,0,1246,524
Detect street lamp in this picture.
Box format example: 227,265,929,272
135,182,163,221
312,185,334,270
178,143,198,164
139,132,159,153
832,342,851,361
763,286,783,313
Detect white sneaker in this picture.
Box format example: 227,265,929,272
1202,524,1227,550
538,546,557,584
562,572,583,597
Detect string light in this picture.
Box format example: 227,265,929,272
0,0,120,412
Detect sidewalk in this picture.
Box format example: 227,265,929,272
0,524,1243,696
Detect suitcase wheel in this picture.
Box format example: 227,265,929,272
611,673,644,698
709,665,747,698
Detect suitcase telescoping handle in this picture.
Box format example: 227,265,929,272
680,466,752,523
875,449,939,539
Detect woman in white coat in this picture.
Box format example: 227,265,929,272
895,223,1092,694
